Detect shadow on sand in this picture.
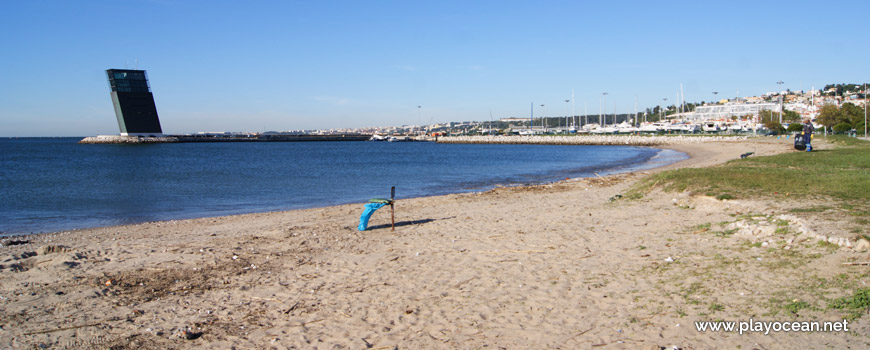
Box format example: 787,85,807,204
366,217,454,231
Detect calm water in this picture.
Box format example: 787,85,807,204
0,138,686,235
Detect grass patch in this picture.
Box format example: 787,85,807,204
630,136,870,201
789,206,833,213
694,222,711,230
715,193,735,200
768,297,815,317
816,240,840,251
713,228,739,237
783,300,812,315
829,288,870,320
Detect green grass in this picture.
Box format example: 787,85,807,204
817,240,840,251
715,193,735,200
628,136,870,201
789,206,833,213
713,228,739,237
783,300,812,315
694,222,711,230
828,288,870,320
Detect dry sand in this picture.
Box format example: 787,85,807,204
2,136,869,349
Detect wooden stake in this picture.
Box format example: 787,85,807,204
390,186,395,231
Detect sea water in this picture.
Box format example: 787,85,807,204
0,138,686,235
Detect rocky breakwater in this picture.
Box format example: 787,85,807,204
437,134,747,146
79,135,179,144
726,214,867,250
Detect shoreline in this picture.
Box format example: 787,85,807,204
7,136,867,349
0,137,777,238
2,141,689,237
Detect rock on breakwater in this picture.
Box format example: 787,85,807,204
437,135,748,146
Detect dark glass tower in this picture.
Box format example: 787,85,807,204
106,69,163,136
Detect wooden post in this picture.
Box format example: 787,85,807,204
390,186,395,231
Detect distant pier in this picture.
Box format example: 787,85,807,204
79,134,372,144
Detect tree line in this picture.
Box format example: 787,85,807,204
817,102,866,133
822,83,867,98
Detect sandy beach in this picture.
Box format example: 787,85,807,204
2,136,868,349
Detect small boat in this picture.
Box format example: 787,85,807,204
639,122,666,133
615,122,637,134
702,122,720,133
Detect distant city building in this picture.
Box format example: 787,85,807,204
106,69,163,136
689,103,779,120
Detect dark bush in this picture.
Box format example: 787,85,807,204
787,123,804,132
833,122,853,134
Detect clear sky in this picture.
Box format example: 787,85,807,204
1,0,867,136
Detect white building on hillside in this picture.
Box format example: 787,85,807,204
687,103,779,121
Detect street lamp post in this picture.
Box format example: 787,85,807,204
417,106,422,135
777,81,784,124
662,98,668,120
712,91,718,104
565,99,570,133
602,92,608,127
540,104,545,131
861,82,868,138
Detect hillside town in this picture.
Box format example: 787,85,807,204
201,84,868,139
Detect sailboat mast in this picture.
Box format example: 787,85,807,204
634,96,638,127
584,103,588,129
680,83,685,114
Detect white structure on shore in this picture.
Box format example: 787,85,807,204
438,134,747,146
686,103,779,121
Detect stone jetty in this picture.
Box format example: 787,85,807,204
79,134,371,144
437,134,748,146
79,135,180,144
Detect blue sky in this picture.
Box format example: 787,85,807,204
1,0,867,136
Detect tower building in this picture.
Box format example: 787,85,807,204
106,69,163,136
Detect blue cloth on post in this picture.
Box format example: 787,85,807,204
358,202,388,231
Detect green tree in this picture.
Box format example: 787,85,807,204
817,104,843,128
783,109,802,123
841,102,864,126
759,109,777,124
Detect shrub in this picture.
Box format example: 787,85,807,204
787,123,804,132
764,121,785,133
833,122,853,134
